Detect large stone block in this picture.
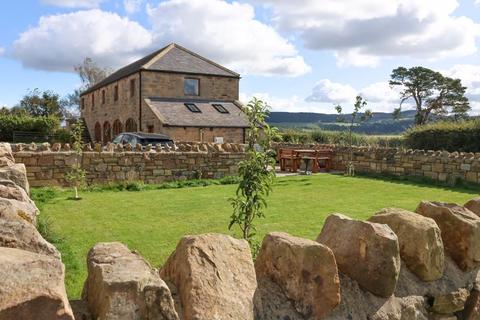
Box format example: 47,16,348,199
255,232,340,319
0,163,30,193
0,143,14,164
416,201,480,271
0,214,59,258
0,247,73,320
83,242,179,320
465,197,480,217
0,197,39,225
368,208,444,281
160,233,256,320
0,180,31,202
316,213,401,297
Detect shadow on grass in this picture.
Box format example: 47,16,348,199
332,172,480,196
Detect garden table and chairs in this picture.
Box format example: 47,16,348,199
278,148,333,174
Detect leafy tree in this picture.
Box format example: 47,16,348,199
16,89,66,119
75,57,111,89
389,66,470,125
67,57,111,118
335,96,372,176
65,121,86,200
228,98,278,252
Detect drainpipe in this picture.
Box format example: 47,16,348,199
139,71,142,132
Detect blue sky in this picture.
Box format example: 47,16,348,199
1,0,480,114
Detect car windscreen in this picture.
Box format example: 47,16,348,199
140,138,172,145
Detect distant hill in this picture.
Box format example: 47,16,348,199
268,110,417,123
267,110,418,135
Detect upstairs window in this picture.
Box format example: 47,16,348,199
184,78,199,96
130,79,136,98
185,103,201,113
212,104,229,114
114,85,118,101
81,98,85,110
91,93,95,108
101,90,106,104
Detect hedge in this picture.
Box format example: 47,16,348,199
404,119,480,152
0,115,61,142
277,129,404,148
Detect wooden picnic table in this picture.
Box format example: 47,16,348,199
278,148,333,173
293,149,317,173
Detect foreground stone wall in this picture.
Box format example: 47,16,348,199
274,143,480,184
0,143,74,319
1,140,480,319
12,142,246,187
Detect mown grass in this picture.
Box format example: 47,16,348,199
32,174,478,298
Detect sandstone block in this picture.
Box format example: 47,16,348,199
0,180,31,202
0,214,60,258
431,288,470,314
255,232,340,319
416,201,480,270
368,208,444,281
465,197,480,217
0,143,14,163
0,163,30,193
83,242,179,320
0,197,39,225
316,213,401,297
160,233,256,320
0,247,73,320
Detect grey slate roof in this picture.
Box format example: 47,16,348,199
81,43,239,96
145,98,249,128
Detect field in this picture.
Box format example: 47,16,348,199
33,174,478,298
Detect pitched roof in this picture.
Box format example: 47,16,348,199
145,98,249,128
81,43,240,96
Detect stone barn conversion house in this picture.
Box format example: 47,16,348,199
80,43,248,144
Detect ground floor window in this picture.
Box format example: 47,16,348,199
125,118,137,132
94,122,101,142
113,119,123,136
103,121,111,142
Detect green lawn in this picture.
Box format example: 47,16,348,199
34,174,478,298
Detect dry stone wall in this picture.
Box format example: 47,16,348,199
0,143,74,319
274,143,480,184
12,142,246,187
2,140,480,319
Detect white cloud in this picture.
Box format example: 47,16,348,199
147,0,310,76
0,47,4,56
256,0,480,67
445,64,480,114
12,9,152,72
40,0,104,8
306,79,357,104
306,79,403,112
124,0,143,14
241,92,335,113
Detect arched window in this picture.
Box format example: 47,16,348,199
112,119,123,136
125,118,137,132
103,121,111,142
94,122,102,142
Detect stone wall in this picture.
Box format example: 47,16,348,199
274,143,480,184
1,141,480,319
0,143,74,319
12,142,246,187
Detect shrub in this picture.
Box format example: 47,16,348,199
404,119,480,152
278,129,404,148
0,114,60,141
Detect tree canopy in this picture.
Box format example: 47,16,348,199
15,89,66,119
390,66,470,125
